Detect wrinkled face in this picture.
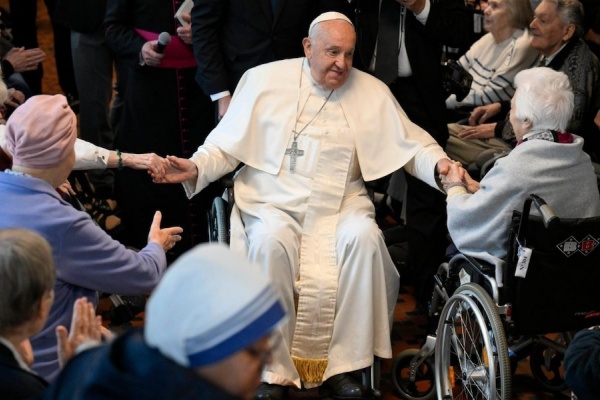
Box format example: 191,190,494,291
510,95,530,140
530,1,575,56
483,0,511,34
303,20,356,90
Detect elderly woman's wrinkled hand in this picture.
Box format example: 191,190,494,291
126,152,167,175
458,123,496,140
463,170,480,193
4,47,46,73
440,162,469,192
468,103,501,126
5,88,25,109
151,155,198,184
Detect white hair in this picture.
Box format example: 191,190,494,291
0,79,8,105
513,67,574,132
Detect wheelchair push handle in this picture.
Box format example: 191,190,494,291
530,194,559,229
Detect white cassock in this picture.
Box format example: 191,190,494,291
183,58,448,388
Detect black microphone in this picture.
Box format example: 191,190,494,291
156,32,171,54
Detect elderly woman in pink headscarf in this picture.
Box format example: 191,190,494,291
0,94,183,382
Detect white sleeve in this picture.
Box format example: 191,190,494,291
182,141,240,198
403,142,448,191
73,139,110,170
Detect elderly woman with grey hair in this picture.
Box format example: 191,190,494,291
0,228,103,399
445,0,540,112
443,67,600,267
0,94,183,382
453,0,600,164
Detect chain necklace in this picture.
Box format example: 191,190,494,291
285,58,334,173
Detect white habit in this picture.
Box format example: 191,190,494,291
183,58,448,388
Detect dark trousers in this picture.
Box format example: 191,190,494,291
9,0,77,96
389,76,449,304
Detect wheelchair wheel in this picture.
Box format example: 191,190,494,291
435,283,511,399
208,197,229,244
529,340,567,392
392,348,436,400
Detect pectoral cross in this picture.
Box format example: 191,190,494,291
285,139,304,173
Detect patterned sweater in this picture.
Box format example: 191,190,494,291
446,29,539,109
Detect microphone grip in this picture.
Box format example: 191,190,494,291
155,32,171,54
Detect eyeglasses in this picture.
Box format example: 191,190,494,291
245,346,273,365
244,334,282,366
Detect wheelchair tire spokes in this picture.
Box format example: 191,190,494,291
435,283,511,400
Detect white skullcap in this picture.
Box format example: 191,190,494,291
308,11,354,36
144,243,285,368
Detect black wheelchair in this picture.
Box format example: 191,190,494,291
207,176,234,244
392,194,600,399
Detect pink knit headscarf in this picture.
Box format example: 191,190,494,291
5,95,77,169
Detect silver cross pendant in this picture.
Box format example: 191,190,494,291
284,139,305,173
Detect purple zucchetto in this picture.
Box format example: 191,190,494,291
5,94,77,169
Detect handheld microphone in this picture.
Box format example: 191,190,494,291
156,32,171,54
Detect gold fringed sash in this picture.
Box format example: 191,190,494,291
289,123,352,384
292,357,328,383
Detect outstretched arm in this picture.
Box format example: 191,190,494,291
150,155,198,184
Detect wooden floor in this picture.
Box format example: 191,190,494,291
3,0,573,398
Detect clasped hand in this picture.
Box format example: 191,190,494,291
439,161,480,194
145,155,198,184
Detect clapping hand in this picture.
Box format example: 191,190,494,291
56,297,103,368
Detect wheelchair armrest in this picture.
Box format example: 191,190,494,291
462,253,496,276
220,175,234,188
479,150,510,179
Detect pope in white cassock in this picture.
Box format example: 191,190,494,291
152,11,455,400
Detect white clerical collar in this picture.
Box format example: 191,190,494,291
302,58,331,95
0,336,35,372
